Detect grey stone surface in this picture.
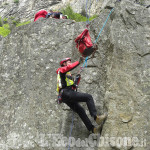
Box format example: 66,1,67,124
0,0,150,150
1,0,149,22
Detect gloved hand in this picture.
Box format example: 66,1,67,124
76,74,81,78
79,56,84,64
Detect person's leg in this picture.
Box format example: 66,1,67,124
62,89,97,118
64,101,94,132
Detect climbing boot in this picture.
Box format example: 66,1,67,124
92,125,102,134
95,113,107,125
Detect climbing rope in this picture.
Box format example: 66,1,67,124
94,8,114,43
81,7,114,71
68,2,118,150
86,0,92,27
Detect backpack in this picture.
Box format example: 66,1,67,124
75,29,94,57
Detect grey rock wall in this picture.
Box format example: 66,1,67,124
0,0,149,22
0,0,150,150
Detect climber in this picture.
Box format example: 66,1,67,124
56,57,107,133
46,10,53,18
62,15,68,19
46,10,68,19
52,12,63,19
46,10,63,19
34,10,48,22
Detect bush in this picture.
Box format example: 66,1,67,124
0,24,11,37
61,5,97,22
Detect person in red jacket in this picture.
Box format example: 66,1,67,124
56,57,107,133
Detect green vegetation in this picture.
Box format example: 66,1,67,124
0,17,2,26
140,0,144,4
0,24,11,37
61,5,97,22
3,18,8,24
16,21,31,27
0,16,31,37
14,0,19,4
12,20,20,25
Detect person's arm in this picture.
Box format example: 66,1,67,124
74,74,81,86
46,13,52,18
59,61,80,73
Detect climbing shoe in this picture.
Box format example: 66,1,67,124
92,125,102,134
95,114,107,125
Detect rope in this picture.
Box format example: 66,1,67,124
85,0,88,25
94,8,114,44
67,110,74,150
80,7,115,73
81,8,114,70
82,56,88,68
88,0,91,24
85,0,91,27
68,2,117,150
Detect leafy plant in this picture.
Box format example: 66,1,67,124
0,24,11,37
61,5,97,22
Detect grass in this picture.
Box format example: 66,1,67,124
61,5,97,22
16,20,31,27
0,24,11,37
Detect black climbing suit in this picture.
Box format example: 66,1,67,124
62,87,97,131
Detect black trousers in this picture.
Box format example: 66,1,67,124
61,88,97,131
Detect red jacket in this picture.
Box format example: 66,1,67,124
56,61,80,89
34,10,48,22
56,61,79,74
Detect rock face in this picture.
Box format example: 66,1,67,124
0,0,150,150
0,0,149,21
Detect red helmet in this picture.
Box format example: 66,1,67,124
60,58,71,66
